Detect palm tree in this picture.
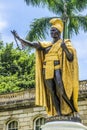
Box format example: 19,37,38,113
24,0,87,41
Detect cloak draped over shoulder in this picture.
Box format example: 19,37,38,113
35,39,79,116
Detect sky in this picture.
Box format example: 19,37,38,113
0,0,87,80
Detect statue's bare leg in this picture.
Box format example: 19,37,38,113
54,69,77,113
43,69,61,116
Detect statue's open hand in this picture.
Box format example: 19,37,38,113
11,30,20,40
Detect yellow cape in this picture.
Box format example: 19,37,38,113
35,39,79,116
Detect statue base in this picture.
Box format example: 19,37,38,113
41,115,87,130
41,121,87,130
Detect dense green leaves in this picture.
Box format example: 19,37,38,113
71,0,87,11
0,41,35,94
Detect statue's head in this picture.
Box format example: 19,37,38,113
49,18,63,39
49,18,64,33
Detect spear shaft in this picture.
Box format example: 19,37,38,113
61,2,68,73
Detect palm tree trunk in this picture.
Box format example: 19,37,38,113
63,19,69,39
63,22,68,39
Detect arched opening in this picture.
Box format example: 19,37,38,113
7,120,18,130
34,117,45,130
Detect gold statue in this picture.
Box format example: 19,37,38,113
11,18,79,116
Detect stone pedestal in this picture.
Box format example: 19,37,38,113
42,121,87,130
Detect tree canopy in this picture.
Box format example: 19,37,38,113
0,41,35,94
24,0,87,40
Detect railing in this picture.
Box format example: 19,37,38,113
0,89,35,104
0,80,87,104
79,80,87,94
79,80,87,99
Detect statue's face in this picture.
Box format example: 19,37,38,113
50,27,60,38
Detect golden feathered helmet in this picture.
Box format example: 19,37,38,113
49,18,64,33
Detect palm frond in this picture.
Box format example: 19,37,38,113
26,17,53,41
77,15,87,32
68,18,80,37
68,15,87,37
45,0,64,15
71,0,87,11
24,0,41,7
24,0,64,15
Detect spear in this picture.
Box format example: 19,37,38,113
61,2,68,71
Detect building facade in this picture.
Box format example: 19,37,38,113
0,80,87,130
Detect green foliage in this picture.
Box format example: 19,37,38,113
0,42,35,94
25,0,87,40
26,17,51,41
0,41,4,49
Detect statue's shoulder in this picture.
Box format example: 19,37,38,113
64,39,71,43
64,39,76,52
64,39,72,46
39,41,52,48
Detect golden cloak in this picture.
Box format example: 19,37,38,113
35,39,79,116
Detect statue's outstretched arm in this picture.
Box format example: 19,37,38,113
11,30,41,49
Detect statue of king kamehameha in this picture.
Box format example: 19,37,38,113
11,18,79,117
